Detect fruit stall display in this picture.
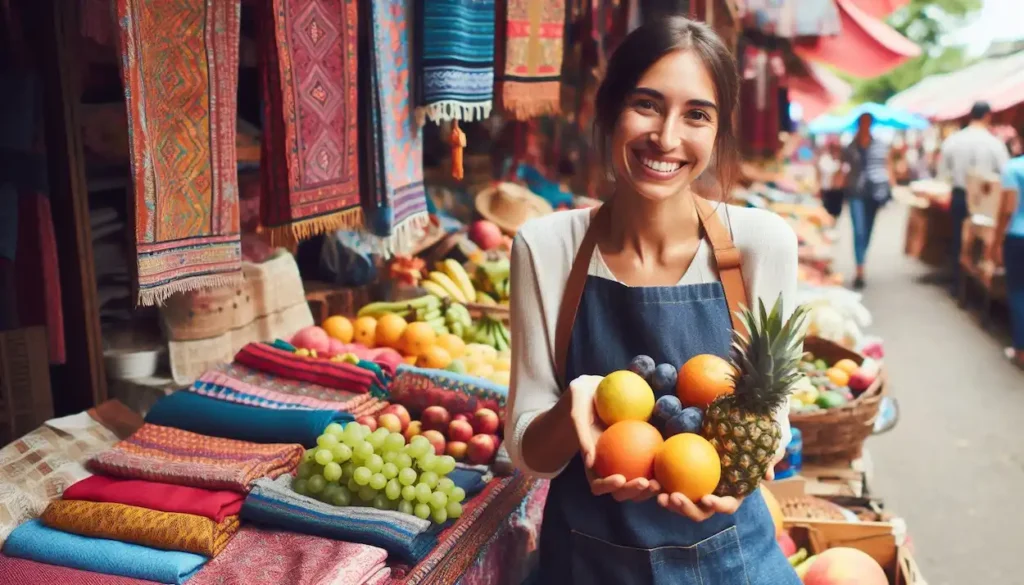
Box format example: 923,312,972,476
588,297,807,501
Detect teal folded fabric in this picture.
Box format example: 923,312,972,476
3,520,205,585
145,391,352,448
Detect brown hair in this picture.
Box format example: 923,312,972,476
594,16,741,197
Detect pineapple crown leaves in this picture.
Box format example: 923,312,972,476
726,295,810,415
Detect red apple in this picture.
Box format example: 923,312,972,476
381,404,411,431
485,434,501,450
356,416,377,432
777,531,797,557
326,338,346,357
446,441,468,460
377,413,403,434
421,406,451,433
472,408,500,435
448,419,474,443
469,220,503,251
421,430,446,456
452,413,471,424
802,547,887,585
403,420,423,441
292,326,332,354
467,434,497,465
847,370,876,394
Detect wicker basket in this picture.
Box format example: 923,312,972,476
790,336,887,465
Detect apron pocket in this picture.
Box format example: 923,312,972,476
569,526,750,585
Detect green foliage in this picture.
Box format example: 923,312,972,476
849,0,981,104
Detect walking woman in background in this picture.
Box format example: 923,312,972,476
842,113,892,290
506,16,800,585
991,154,1024,368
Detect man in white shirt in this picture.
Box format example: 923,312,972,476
938,101,1010,287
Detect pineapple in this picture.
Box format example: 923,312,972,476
701,296,810,498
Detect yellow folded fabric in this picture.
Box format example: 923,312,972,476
42,499,239,557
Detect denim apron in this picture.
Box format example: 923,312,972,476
535,201,801,585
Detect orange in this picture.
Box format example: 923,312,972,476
416,346,453,369
403,355,418,365
353,316,377,348
594,420,664,481
402,322,437,357
321,315,354,343
677,354,735,409
653,434,721,502
825,367,850,387
760,485,784,537
833,359,859,375
375,313,408,349
435,333,466,359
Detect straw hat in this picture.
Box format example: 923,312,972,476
474,182,554,235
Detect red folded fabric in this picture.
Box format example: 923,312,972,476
0,553,160,585
63,475,244,522
234,342,377,393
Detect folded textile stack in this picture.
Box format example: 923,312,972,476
235,342,388,397
88,423,303,493
190,526,391,585
145,390,353,448
192,362,387,417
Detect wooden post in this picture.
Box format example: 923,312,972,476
24,0,107,413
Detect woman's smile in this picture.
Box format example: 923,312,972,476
632,149,688,181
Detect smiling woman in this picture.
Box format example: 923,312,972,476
504,15,802,585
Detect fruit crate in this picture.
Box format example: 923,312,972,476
785,522,925,585
790,336,887,465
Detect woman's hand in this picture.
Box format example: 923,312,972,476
656,465,775,521
568,375,661,503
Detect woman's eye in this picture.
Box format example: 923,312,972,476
688,110,711,122
634,99,657,111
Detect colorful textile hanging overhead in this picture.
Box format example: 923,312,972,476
365,0,428,253
416,0,496,123
118,0,242,306
496,0,566,120
259,0,363,246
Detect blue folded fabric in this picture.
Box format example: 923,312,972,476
145,390,353,447
242,476,436,564
3,520,206,585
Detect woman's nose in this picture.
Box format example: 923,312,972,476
650,118,681,151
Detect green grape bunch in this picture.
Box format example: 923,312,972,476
292,421,465,523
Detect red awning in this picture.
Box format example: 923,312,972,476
794,0,920,79
845,0,909,19
887,51,1024,121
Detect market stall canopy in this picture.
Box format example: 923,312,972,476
845,0,909,19
807,102,928,134
737,0,840,38
886,50,1024,121
788,58,853,121
793,0,920,79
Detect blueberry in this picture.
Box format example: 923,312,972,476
653,395,683,423
665,407,704,437
651,363,678,394
627,355,656,382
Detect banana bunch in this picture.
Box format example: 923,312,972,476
473,259,510,303
444,301,472,339
357,295,447,334
465,315,511,352
420,259,476,304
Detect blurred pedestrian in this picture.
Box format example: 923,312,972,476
815,140,844,220
989,153,1024,368
841,112,891,290
937,101,1010,289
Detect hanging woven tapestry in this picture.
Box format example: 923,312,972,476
364,0,428,252
416,0,496,123
495,0,566,120
118,0,242,306
259,0,363,245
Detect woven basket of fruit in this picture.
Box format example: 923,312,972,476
789,336,886,465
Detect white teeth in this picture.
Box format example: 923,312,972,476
640,157,683,173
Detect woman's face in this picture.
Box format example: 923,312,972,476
608,49,719,202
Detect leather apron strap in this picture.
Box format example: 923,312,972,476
553,199,750,385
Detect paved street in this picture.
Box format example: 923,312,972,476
831,203,1024,585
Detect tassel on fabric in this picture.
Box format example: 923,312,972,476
450,120,467,181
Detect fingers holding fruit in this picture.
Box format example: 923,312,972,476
656,492,740,521
567,375,605,466
584,467,661,502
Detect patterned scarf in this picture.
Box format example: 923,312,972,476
233,342,385,397
258,0,363,246
42,500,240,557
363,0,428,253
117,0,242,305
88,424,303,493
495,0,565,120
416,0,496,123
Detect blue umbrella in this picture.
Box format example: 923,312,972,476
807,102,929,135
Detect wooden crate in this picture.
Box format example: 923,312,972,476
0,327,54,445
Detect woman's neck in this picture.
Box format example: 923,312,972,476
603,189,701,263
